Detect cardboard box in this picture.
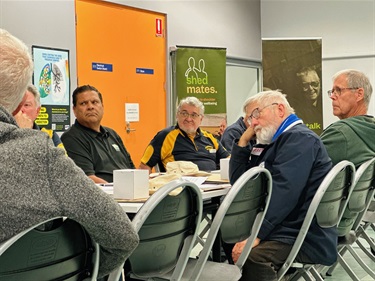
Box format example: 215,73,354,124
113,169,149,199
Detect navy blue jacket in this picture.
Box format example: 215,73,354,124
230,123,337,265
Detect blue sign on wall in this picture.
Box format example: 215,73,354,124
136,68,154,75
92,62,113,72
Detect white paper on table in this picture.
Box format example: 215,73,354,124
181,176,208,186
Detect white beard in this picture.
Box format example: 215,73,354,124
255,124,278,144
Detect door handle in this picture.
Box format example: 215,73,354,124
125,122,136,134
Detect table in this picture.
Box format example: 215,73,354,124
117,185,230,213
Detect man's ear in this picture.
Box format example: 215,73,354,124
277,103,286,117
356,88,365,102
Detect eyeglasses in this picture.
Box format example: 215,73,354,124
178,111,201,119
247,103,278,124
302,81,320,91
327,87,359,98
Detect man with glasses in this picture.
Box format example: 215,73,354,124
229,90,335,281
139,96,230,172
321,69,374,167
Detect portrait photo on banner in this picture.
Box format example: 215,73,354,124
262,39,323,135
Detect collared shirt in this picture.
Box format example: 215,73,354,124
61,120,135,182
141,124,230,171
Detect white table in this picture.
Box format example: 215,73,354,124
117,185,231,213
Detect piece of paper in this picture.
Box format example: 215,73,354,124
181,176,208,186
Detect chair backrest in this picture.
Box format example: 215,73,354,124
127,179,203,281
189,166,272,280
0,217,99,281
346,157,375,233
277,160,356,280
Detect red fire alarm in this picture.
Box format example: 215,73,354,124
156,18,162,36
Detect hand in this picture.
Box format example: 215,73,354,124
232,237,261,263
238,126,255,147
14,111,33,128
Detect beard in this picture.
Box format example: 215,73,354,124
255,123,278,144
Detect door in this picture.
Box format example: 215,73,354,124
75,0,167,167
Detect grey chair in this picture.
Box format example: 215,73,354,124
159,166,272,281
108,178,203,281
0,217,99,281
276,160,356,281
325,156,375,280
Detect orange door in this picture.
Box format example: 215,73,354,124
75,0,167,167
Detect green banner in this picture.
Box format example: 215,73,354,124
175,47,227,114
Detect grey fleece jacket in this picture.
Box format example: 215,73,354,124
0,105,139,278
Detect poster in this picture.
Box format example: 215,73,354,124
174,46,227,138
32,46,70,132
262,39,323,135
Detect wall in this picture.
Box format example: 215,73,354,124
261,0,375,128
0,0,262,126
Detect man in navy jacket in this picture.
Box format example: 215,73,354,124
230,90,335,281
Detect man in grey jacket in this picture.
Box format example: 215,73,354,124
0,28,139,278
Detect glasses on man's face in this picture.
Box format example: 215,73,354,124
327,87,359,98
302,81,320,91
247,103,278,124
178,111,201,120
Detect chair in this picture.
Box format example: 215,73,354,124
0,217,99,281
276,160,356,281
159,166,272,281
325,156,375,280
108,178,203,281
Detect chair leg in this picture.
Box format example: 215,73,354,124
346,245,375,279
337,253,361,281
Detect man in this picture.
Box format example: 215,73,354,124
221,96,254,153
0,28,138,278
14,84,65,150
229,90,335,281
61,85,135,183
293,67,323,134
321,69,375,167
139,96,230,172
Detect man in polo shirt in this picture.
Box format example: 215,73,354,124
139,96,230,173
61,85,135,183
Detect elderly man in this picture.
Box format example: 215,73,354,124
61,85,135,183
139,96,230,172
14,84,65,150
229,90,335,281
321,69,375,167
0,28,138,279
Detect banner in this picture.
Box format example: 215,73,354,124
32,45,70,132
262,39,323,135
174,46,227,137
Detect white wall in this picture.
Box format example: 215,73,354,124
261,0,375,128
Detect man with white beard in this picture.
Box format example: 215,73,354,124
229,90,335,281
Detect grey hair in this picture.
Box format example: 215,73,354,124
0,28,33,113
177,96,205,115
332,69,373,108
27,85,41,108
245,90,295,115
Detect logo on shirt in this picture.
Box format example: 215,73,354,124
112,144,120,151
205,145,216,153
